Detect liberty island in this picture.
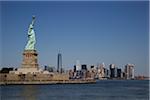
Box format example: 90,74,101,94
0,16,95,85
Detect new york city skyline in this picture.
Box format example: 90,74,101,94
1,1,149,76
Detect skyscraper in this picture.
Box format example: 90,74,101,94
81,64,87,71
125,64,135,79
117,68,122,78
76,60,81,71
97,63,105,79
109,64,115,78
57,52,62,73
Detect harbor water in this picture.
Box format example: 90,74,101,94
1,80,149,100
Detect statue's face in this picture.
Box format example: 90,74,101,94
30,24,33,29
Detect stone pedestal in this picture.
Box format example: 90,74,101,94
16,50,40,74
22,50,39,69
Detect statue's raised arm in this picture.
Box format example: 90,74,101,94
31,16,35,26
25,16,36,50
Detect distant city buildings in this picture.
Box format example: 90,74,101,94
69,62,135,80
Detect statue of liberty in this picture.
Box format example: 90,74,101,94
25,16,36,50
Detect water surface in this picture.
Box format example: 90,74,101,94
1,80,149,100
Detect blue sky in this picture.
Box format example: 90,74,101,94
0,1,149,76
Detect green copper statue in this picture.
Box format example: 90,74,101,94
25,16,36,50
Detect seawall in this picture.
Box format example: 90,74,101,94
0,79,96,85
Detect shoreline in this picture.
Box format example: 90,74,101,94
0,79,96,85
